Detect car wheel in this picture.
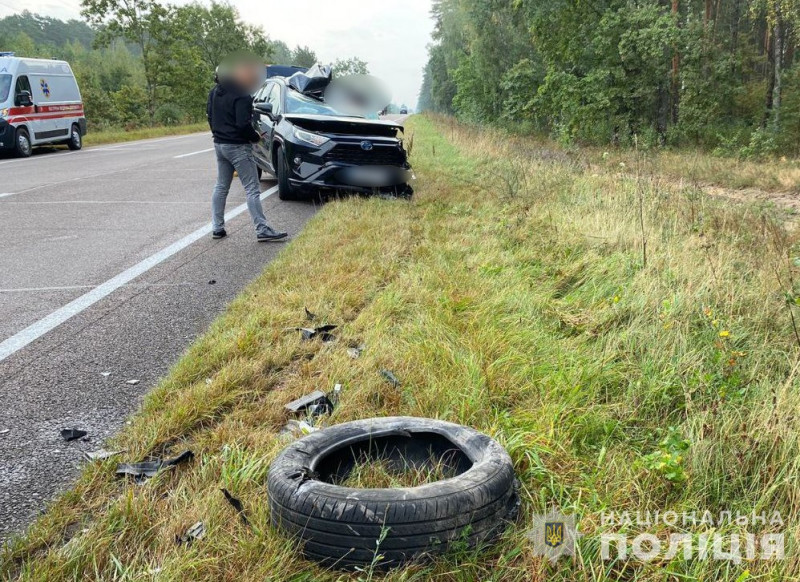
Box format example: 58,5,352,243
268,416,519,570
67,124,82,150
15,127,32,158
276,146,301,201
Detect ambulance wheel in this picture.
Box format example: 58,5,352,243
67,124,82,151
15,127,32,158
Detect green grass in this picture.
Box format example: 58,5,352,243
3,114,800,580
83,123,208,146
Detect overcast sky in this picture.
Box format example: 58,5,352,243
0,0,435,108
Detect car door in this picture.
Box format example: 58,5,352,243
14,75,43,142
251,83,271,167
262,82,283,172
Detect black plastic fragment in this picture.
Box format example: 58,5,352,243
304,307,316,321
380,369,401,388
295,325,338,342
208,280,216,285
221,488,249,526
116,450,194,480
285,390,334,416
60,429,87,442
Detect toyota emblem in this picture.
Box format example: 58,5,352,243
360,141,374,151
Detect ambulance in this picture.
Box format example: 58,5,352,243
0,53,86,157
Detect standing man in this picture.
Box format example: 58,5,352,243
207,56,287,242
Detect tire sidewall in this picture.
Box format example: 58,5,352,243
15,128,32,157
68,124,82,150
268,416,518,562
276,146,295,200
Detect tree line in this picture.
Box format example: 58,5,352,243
419,0,800,157
0,8,367,130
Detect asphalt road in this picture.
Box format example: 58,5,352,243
0,133,318,542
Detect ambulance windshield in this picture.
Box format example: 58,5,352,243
0,75,11,104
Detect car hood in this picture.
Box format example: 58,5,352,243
284,114,403,138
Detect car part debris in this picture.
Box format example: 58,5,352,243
208,280,217,285
293,325,338,342
101,372,111,377
304,307,316,321
285,390,333,416
287,63,332,96
268,417,518,570
331,383,342,406
176,521,205,545
84,449,125,461
126,379,140,386
221,488,249,526
60,429,87,442
380,369,401,388
0,429,9,435
280,419,318,438
116,450,194,480
347,345,365,359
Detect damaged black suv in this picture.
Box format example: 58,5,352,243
251,69,413,201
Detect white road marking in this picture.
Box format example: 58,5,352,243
173,148,214,159
0,193,15,198
0,184,279,363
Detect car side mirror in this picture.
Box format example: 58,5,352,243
254,102,273,118
15,90,32,107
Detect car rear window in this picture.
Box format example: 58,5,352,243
0,75,11,103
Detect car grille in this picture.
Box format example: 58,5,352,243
324,143,405,166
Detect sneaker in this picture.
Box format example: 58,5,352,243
257,231,288,242
212,229,227,239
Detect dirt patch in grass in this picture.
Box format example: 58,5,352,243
4,115,800,581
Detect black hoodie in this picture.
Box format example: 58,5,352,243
207,81,261,145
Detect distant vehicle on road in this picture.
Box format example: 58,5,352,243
399,106,408,114
0,53,86,157
251,74,413,201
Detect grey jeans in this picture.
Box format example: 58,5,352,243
211,143,274,237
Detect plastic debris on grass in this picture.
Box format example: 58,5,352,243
116,450,194,481
176,521,205,545
221,489,249,526
381,369,401,388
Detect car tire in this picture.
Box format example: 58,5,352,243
276,146,301,201
67,124,82,150
268,416,519,570
15,127,32,158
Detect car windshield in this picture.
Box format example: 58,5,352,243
285,89,356,117
0,75,11,104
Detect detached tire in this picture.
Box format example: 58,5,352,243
268,417,519,570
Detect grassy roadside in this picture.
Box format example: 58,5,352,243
3,114,800,580
488,125,800,196
83,123,208,146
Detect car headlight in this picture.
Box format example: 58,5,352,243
0,108,8,119
293,127,330,147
